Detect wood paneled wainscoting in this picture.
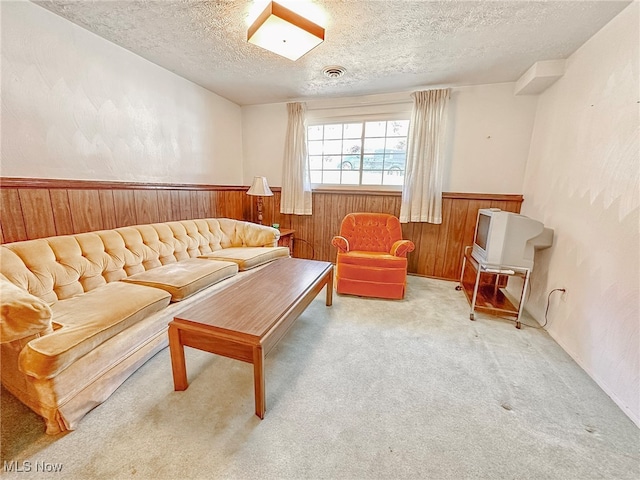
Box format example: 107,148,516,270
0,178,522,281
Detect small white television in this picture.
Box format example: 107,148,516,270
471,208,554,270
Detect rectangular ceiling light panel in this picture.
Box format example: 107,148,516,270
247,2,325,61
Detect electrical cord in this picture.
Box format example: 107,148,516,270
294,237,315,259
496,287,565,329
542,288,566,328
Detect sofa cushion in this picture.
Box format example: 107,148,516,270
198,247,290,271
121,258,238,301
18,282,171,379
1,274,53,344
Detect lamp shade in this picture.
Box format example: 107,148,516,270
247,176,273,196
247,1,325,61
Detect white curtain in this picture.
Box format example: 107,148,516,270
280,102,312,215
399,89,450,224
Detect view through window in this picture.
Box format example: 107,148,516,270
307,119,409,186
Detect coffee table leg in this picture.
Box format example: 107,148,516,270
168,324,188,391
253,345,265,419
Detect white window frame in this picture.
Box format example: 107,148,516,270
306,101,412,192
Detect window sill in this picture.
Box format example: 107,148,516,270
311,184,402,196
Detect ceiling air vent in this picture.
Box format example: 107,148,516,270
322,66,346,78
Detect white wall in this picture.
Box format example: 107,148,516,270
241,84,538,192
521,3,639,426
0,0,243,184
446,83,538,193
2,0,536,192
241,103,288,188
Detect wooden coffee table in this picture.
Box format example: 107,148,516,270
168,257,333,418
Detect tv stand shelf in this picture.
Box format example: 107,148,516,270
456,246,531,329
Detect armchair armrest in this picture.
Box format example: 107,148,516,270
331,235,350,254
391,239,415,258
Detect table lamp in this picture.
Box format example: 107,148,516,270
246,176,273,224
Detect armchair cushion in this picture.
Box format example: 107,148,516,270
337,251,407,269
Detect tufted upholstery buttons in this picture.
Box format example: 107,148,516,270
0,219,279,305
340,213,403,253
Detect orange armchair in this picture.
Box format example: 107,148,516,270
331,213,415,300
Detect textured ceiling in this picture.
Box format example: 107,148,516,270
33,0,630,106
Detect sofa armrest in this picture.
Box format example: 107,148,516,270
1,274,53,344
390,240,415,258
238,222,280,247
331,236,350,253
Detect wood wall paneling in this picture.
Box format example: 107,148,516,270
212,191,224,218
216,190,244,220
134,190,160,225
0,189,27,242
177,190,192,220
0,178,522,281
49,190,74,236
156,190,174,223
432,198,453,276
312,193,326,260
212,191,222,218
441,198,471,279
112,189,137,228
273,192,282,229
68,189,104,234
98,190,118,230
18,189,56,239
193,190,211,219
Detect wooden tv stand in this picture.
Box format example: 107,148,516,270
456,246,531,329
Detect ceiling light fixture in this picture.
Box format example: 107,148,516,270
247,1,325,61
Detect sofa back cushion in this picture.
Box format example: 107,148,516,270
0,230,140,303
0,218,279,303
164,220,219,258
1,240,60,304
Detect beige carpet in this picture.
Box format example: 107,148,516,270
2,276,638,479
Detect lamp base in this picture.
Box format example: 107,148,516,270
256,196,264,225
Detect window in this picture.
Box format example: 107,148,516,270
307,119,410,186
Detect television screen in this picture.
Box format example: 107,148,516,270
476,213,490,251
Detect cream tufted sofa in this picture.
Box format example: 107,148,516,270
0,218,289,434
